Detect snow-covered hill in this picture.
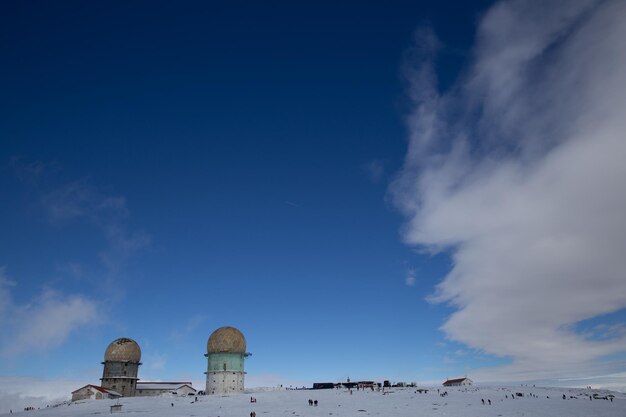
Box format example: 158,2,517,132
2,386,624,417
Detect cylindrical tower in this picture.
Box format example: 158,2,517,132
204,326,248,395
100,337,141,397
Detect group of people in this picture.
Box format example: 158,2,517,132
307,399,319,406
249,396,258,416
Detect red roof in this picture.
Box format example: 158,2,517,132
71,384,121,396
137,381,192,385
443,378,469,385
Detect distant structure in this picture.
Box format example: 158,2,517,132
313,380,379,390
101,337,142,397
136,381,197,396
443,377,473,387
204,326,250,394
76,330,252,401
71,385,121,401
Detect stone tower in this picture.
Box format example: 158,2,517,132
101,337,141,397
205,326,249,394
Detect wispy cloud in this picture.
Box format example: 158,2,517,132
0,268,15,329
9,162,151,279
57,262,84,280
364,159,387,184
3,162,149,357
42,179,128,222
146,352,167,371
41,179,150,266
171,314,209,341
8,157,59,185
0,267,99,358
392,0,626,384
405,269,416,287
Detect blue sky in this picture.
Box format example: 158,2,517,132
2,0,626,402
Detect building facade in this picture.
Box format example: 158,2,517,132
443,377,473,387
136,382,196,396
205,326,249,395
101,337,142,397
71,385,121,401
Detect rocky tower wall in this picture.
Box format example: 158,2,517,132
101,361,140,397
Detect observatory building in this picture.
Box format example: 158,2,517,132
100,337,141,397
205,326,249,394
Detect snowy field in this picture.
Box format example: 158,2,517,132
2,386,624,417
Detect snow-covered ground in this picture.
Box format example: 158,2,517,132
2,386,624,417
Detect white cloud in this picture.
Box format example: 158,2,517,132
0,376,85,412
392,0,626,383
0,268,99,357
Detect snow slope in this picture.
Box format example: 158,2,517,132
2,386,624,417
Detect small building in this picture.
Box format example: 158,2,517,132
71,385,122,401
135,382,196,396
312,382,335,389
442,377,473,387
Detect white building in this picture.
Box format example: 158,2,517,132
71,385,122,401
135,382,196,397
442,377,473,387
